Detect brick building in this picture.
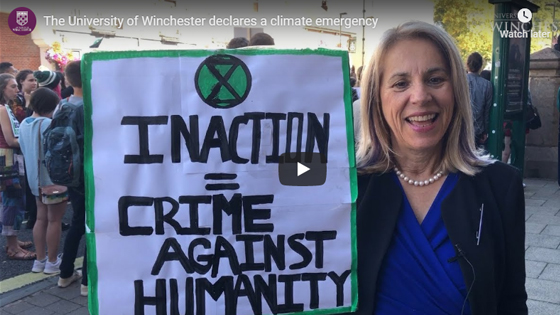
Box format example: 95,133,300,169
0,12,41,71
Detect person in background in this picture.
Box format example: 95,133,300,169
466,52,493,151
0,62,18,75
33,71,62,98
354,65,364,99
15,69,39,229
350,65,357,80
15,69,37,113
350,75,359,103
502,88,532,189
351,21,527,314
227,37,249,49
353,66,365,144
56,61,88,297
0,74,35,260
249,32,275,46
480,69,491,81
17,70,69,231
60,72,74,99
19,87,68,274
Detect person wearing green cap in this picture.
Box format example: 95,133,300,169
33,71,62,98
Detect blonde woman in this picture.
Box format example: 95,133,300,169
351,21,526,314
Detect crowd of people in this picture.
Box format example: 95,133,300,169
1,23,529,314
0,30,277,299
0,60,87,296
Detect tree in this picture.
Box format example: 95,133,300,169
526,0,557,53
433,0,494,67
433,0,556,66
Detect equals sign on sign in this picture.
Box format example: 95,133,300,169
204,173,240,191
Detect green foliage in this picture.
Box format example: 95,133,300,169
528,0,557,53
433,0,494,67
433,0,557,66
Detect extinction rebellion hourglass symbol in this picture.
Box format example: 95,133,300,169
195,54,252,109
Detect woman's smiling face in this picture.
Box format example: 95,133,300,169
379,38,454,154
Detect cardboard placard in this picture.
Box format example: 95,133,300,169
83,49,357,315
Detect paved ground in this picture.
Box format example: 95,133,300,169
0,177,559,314
0,203,85,281
522,178,560,314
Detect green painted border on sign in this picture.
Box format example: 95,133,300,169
340,51,359,314
81,56,99,315
82,48,358,315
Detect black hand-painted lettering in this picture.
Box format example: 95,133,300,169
265,113,286,163
185,277,195,315
229,115,250,164
302,273,328,309
205,183,240,191
119,196,154,236
277,274,304,313
171,115,200,163
212,194,243,235
195,277,235,315
305,113,330,163
153,197,180,235
122,116,168,164
245,112,265,164
263,234,286,272
236,234,265,272
243,195,274,233
234,274,260,315
254,275,278,314
199,116,231,163
328,270,351,306
151,238,194,275
212,236,241,277
188,238,212,274
178,196,212,235
285,113,304,156
204,173,237,180
306,231,337,268
134,279,166,315
288,233,312,270
170,278,179,315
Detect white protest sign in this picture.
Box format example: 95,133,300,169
83,49,357,315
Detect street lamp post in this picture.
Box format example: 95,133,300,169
362,16,374,65
340,12,347,48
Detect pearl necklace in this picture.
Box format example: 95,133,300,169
394,167,444,187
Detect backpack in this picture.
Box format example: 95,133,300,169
43,98,82,187
525,90,541,130
525,104,542,130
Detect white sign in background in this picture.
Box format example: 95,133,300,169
86,50,356,315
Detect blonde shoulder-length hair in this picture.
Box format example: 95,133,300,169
356,21,494,176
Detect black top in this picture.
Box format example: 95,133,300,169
343,161,527,315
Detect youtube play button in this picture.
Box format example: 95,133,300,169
278,152,327,186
